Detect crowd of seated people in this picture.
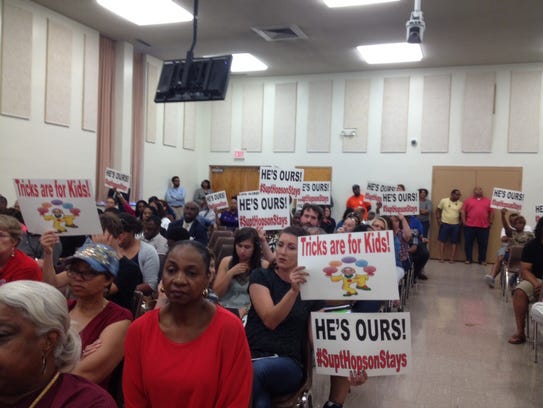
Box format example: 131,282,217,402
4,179,541,407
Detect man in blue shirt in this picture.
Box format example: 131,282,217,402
165,176,185,220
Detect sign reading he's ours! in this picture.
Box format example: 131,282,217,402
298,181,331,205
205,191,228,211
491,188,524,211
379,191,419,216
299,231,399,301
365,181,396,204
259,166,304,198
535,204,543,223
13,178,102,236
238,194,290,230
104,168,130,194
311,312,411,377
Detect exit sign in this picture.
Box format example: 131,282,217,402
234,150,245,160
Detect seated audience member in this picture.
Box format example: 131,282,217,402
118,213,160,295
408,224,430,281
218,196,239,230
371,217,406,283
134,200,147,220
320,205,336,234
0,280,117,407
193,179,213,208
159,199,176,221
0,194,6,210
0,214,42,283
198,197,217,231
390,215,412,272
212,227,268,318
41,241,132,388
149,200,171,231
246,226,367,408
165,225,191,251
140,204,159,224
299,203,323,229
508,218,543,344
168,201,209,246
141,216,169,259
104,197,117,211
336,212,360,233
485,209,534,288
41,213,143,312
123,241,252,407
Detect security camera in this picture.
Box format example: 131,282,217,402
410,138,418,146
406,10,425,43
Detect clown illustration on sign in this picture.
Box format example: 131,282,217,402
323,256,377,297
38,200,80,233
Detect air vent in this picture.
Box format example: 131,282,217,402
251,25,307,42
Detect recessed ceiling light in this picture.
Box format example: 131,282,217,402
323,0,400,8
231,53,268,73
357,43,423,64
96,0,192,26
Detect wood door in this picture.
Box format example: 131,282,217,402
429,166,523,262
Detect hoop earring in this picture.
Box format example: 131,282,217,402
202,288,209,298
41,353,47,375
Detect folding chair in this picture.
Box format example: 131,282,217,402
213,236,234,258
208,230,233,250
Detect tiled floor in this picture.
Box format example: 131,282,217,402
310,260,543,408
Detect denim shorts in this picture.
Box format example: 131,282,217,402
438,223,461,244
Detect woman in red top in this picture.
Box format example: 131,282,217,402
123,240,252,408
0,214,42,285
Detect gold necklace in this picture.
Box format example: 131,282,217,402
28,372,60,408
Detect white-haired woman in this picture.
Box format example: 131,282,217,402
0,280,116,407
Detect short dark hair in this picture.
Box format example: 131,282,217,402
534,217,543,242
119,213,143,234
352,184,360,190
167,240,211,276
171,176,179,183
201,179,211,188
99,213,122,238
301,203,323,221
145,215,162,227
418,188,428,196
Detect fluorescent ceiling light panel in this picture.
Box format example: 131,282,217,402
97,0,192,26
323,0,400,8
357,43,423,64
231,53,268,73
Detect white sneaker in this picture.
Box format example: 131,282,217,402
484,274,495,288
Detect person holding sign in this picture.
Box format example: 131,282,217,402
193,179,213,208
509,218,543,344
212,227,268,318
461,187,493,265
436,189,463,263
219,197,239,230
245,226,324,407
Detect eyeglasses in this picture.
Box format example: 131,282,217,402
66,268,101,281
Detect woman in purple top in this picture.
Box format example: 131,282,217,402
219,196,239,230
0,280,117,407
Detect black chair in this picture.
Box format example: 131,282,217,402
131,290,145,319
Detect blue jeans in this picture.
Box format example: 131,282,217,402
464,226,490,263
252,356,303,408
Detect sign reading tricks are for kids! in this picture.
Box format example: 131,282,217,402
299,231,399,301
13,178,102,236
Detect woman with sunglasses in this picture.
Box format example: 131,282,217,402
41,239,132,391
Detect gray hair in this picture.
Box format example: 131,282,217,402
0,280,81,372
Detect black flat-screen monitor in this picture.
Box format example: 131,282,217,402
154,55,233,103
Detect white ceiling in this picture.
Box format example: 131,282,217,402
33,0,543,77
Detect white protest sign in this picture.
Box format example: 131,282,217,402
299,231,399,300
536,204,543,223
13,178,102,236
259,166,304,198
238,194,290,230
365,181,396,204
205,191,228,211
104,168,130,194
491,188,524,212
312,312,411,377
380,191,419,216
238,190,260,196
298,181,331,205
